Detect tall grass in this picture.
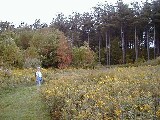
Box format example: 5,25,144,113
0,86,51,120
0,68,51,120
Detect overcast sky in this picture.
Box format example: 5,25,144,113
0,0,143,26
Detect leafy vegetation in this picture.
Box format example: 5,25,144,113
72,42,97,68
1,0,160,68
0,27,97,69
41,66,160,119
0,0,160,119
0,68,51,120
0,60,160,119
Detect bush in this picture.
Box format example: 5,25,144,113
72,42,97,68
23,47,41,68
0,37,23,68
29,28,72,68
0,68,37,89
16,30,33,50
23,58,41,68
133,56,160,66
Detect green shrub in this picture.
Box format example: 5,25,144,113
23,58,41,68
0,37,23,68
134,56,160,66
29,28,71,68
23,46,41,68
72,42,97,68
16,30,33,50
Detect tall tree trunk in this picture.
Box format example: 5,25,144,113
147,30,150,61
109,31,111,65
98,33,101,63
156,40,160,56
106,31,111,65
88,31,90,47
121,25,125,64
135,26,138,61
154,24,156,59
106,32,109,65
71,32,74,47
156,39,160,56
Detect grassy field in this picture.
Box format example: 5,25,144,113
0,85,51,120
0,65,160,120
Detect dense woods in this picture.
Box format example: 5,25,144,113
1,0,160,68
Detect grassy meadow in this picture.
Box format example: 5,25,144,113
0,65,160,120
0,86,50,120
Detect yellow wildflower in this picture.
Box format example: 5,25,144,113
156,109,160,117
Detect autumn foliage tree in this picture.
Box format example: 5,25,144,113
28,28,72,68
56,32,72,69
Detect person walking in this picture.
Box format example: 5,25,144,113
35,67,42,86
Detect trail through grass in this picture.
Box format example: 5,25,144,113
0,85,51,120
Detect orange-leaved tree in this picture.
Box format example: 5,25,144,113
56,32,72,69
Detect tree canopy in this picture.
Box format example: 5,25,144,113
0,0,160,68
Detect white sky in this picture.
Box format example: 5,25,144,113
0,0,143,26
